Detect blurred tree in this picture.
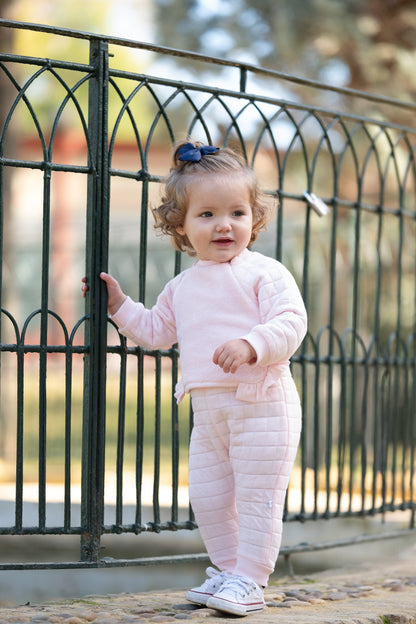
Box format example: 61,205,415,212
154,0,416,105
4,0,156,140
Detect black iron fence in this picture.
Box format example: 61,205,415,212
0,19,415,569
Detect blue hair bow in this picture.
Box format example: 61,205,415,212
177,142,219,162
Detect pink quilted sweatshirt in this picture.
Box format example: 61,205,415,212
111,249,307,403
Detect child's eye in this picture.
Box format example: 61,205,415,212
200,211,213,218
233,210,245,217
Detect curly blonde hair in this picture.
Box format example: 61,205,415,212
152,142,271,256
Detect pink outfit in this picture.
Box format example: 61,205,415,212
111,248,307,586
112,249,307,403
189,383,301,586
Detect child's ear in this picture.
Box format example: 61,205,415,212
176,225,185,235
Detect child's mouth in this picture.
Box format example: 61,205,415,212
214,238,233,245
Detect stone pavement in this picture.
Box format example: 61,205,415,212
1,550,416,624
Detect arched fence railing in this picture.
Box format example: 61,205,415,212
0,19,415,569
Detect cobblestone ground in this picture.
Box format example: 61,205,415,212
1,556,416,624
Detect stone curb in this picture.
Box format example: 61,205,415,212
1,565,416,624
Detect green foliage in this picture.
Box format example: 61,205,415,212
4,2,155,141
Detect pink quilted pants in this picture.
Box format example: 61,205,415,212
188,375,302,587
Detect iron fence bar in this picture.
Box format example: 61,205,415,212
346,132,362,510
404,305,416,524
380,370,390,512
38,163,52,531
152,352,162,531
336,343,347,515
298,204,311,520
170,351,180,524
135,348,144,529
115,340,127,528
15,327,24,532
0,158,90,173
102,519,198,533
0,51,94,73
0,526,83,535
2,498,414,536
360,346,371,514
64,336,74,531
402,356,411,511
325,206,338,516
239,67,247,93
313,337,321,519
80,38,110,562
394,203,405,507
0,343,87,353
138,179,149,305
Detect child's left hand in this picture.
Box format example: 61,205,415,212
213,339,257,374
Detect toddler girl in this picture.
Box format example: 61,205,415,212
98,141,307,616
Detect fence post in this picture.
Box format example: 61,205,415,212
80,39,110,562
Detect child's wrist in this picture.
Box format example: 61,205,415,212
242,339,257,363
109,295,127,316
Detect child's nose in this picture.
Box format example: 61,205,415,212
216,218,231,231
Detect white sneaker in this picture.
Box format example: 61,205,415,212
186,567,229,606
207,575,265,616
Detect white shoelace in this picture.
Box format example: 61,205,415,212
218,576,257,599
200,567,227,590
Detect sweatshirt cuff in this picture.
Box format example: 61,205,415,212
242,331,269,366
110,295,135,325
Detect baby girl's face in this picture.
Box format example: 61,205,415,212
176,173,253,263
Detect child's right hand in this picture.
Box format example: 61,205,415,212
213,339,257,374
99,272,127,316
